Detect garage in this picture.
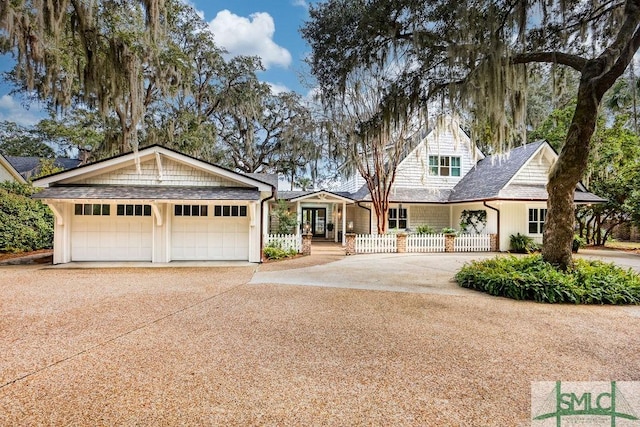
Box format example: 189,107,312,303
71,203,153,261
32,145,274,264
171,204,250,261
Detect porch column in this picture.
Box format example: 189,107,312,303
342,201,346,246
296,201,302,238
334,204,338,243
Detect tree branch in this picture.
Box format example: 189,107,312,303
511,52,587,71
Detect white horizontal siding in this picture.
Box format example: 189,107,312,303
75,158,243,187
394,124,480,190
0,164,15,182
511,150,552,186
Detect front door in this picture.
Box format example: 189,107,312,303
302,208,326,237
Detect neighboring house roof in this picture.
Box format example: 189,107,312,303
32,186,261,201
0,153,26,183
6,156,81,180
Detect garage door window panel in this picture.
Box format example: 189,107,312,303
75,203,110,216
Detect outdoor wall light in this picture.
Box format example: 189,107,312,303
348,221,354,231
304,222,311,235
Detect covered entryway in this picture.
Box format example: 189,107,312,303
70,203,153,261
171,204,250,261
302,207,327,237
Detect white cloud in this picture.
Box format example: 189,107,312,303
208,10,292,69
292,0,308,9
268,82,290,95
0,94,44,126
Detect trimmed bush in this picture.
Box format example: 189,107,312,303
455,254,640,304
263,241,298,260
0,183,54,253
415,224,436,234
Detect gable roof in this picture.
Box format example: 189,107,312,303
447,140,605,203
32,145,275,191
278,190,354,203
448,141,546,202
0,153,26,183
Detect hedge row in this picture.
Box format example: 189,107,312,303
455,254,640,304
0,182,54,253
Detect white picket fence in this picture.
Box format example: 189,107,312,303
353,233,493,254
355,234,397,253
454,234,492,252
407,233,446,252
265,234,302,253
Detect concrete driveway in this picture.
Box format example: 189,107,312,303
1,250,640,426
252,252,497,295
252,249,640,294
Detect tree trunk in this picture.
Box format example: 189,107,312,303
543,75,601,268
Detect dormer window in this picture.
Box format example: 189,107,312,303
429,156,461,177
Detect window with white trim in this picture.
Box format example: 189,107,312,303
528,208,547,234
74,203,110,216
428,155,461,177
213,205,247,217
388,207,407,229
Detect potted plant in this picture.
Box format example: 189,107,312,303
441,227,457,235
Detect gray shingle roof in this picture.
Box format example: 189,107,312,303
357,187,451,203
32,186,260,201
448,141,545,202
348,141,605,204
499,184,606,203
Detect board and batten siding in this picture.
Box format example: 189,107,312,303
73,158,244,187
510,149,552,186
450,203,498,235
496,202,545,251
393,125,481,189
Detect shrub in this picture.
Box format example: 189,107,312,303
441,226,457,234
455,254,640,304
509,233,539,253
0,184,54,253
263,241,298,260
415,224,436,234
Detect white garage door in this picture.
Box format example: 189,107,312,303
71,203,153,261
171,205,249,261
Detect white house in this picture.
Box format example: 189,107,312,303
0,152,26,183
32,146,276,264
271,117,604,251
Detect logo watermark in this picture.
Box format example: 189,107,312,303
532,381,640,426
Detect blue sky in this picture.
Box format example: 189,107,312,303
0,0,317,126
